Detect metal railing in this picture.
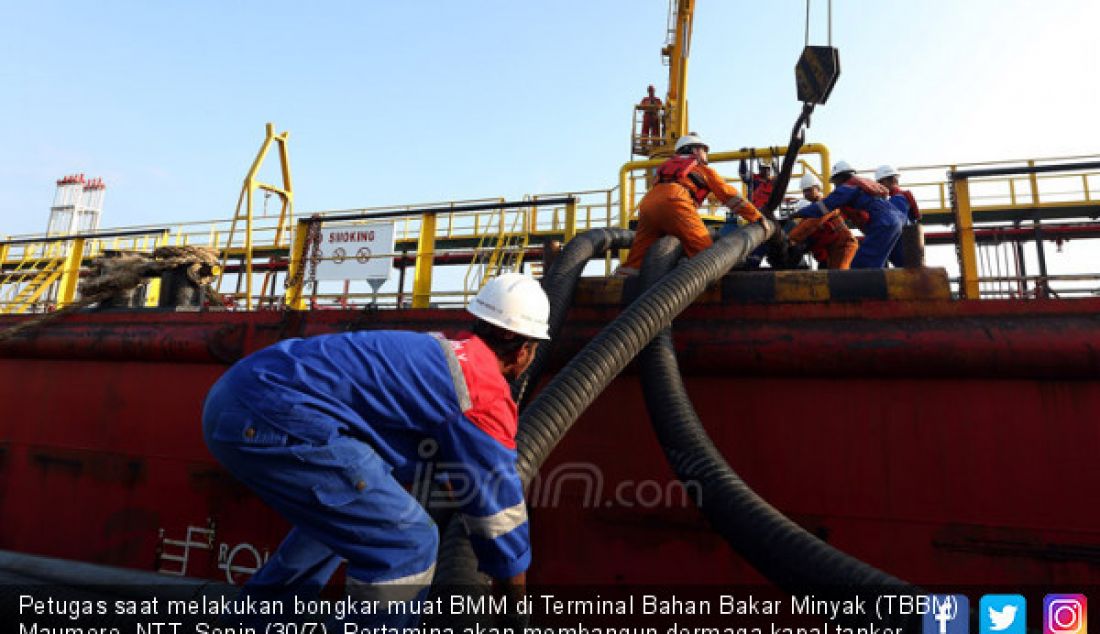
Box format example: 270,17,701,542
0,229,169,314
5,149,1100,312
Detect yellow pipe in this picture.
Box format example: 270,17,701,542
564,199,577,243
617,143,833,229
245,186,254,310
56,238,85,307
284,219,311,310
952,172,980,299
1027,160,1040,205
411,212,437,309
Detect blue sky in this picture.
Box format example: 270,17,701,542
2,1,1098,237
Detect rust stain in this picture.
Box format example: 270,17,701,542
696,281,722,304
187,464,253,499
207,324,247,365
30,447,146,487
775,271,830,302
889,268,951,301
104,507,160,535
93,507,162,566
575,277,625,305
932,522,1100,564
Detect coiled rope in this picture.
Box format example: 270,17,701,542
0,245,221,342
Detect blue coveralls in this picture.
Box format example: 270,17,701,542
804,183,905,269
887,191,913,268
202,330,529,627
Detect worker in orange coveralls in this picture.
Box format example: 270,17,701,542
618,133,764,275
639,85,663,146
787,172,858,270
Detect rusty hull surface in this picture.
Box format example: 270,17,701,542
0,290,1098,586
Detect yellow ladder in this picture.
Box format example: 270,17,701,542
0,243,67,314
479,203,530,286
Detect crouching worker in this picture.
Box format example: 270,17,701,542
617,133,764,275
799,160,904,269
875,164,922,268
202,272,549,628
788,172,858,270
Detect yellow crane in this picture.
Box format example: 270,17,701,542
632,0,694,158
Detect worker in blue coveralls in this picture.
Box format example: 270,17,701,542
876,164,921,268
202,272,549,627
798,160,904,268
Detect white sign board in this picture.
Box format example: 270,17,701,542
314,222,395,281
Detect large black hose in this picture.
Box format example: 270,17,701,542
637,235,916,591
512,228,635,405
428,229,636,597
429,221,775,594
430,228,635,584
514,220,773,481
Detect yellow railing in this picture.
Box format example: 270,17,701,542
5,149,1100,312
617,144,835,230
0,230,167,314
845,154,1100,220
945,158,1100,299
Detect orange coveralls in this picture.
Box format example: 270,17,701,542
787,210,859,270
640,96,663,140
623,159,762,271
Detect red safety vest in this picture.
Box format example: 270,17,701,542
656,156,710,205
750,175,774,209
842,175,890,198
840,205,871,229
891,186,921,221
833,176,887,229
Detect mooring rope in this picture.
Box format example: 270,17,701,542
0,245,221,342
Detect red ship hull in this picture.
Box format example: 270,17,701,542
1,295,1098,586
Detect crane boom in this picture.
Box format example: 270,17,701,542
632,0,695,158
663,0,694,144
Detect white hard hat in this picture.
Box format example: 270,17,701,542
831,160,855,178
799,173,821,190
674,133,709,153
875,164,900,181
467,273,551,340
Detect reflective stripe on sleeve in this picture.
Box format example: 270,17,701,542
433,336,472,412
346,563,437,603
460,501,528,539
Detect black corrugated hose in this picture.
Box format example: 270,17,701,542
512,227,636,405
636,235,917,591
513,220,773,482
426,229,635,531
427,221,776,619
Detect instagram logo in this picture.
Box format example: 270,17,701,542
1045,595,1087,634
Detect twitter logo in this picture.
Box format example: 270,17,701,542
982,595,1027,634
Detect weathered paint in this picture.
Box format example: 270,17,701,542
0,293,1098,585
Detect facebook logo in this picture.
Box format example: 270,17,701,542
924,595,971,634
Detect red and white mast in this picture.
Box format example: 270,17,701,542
48,173,106,235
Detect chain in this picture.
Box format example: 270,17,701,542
947,170,961,283
306,219,322,290
284,215,323,291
